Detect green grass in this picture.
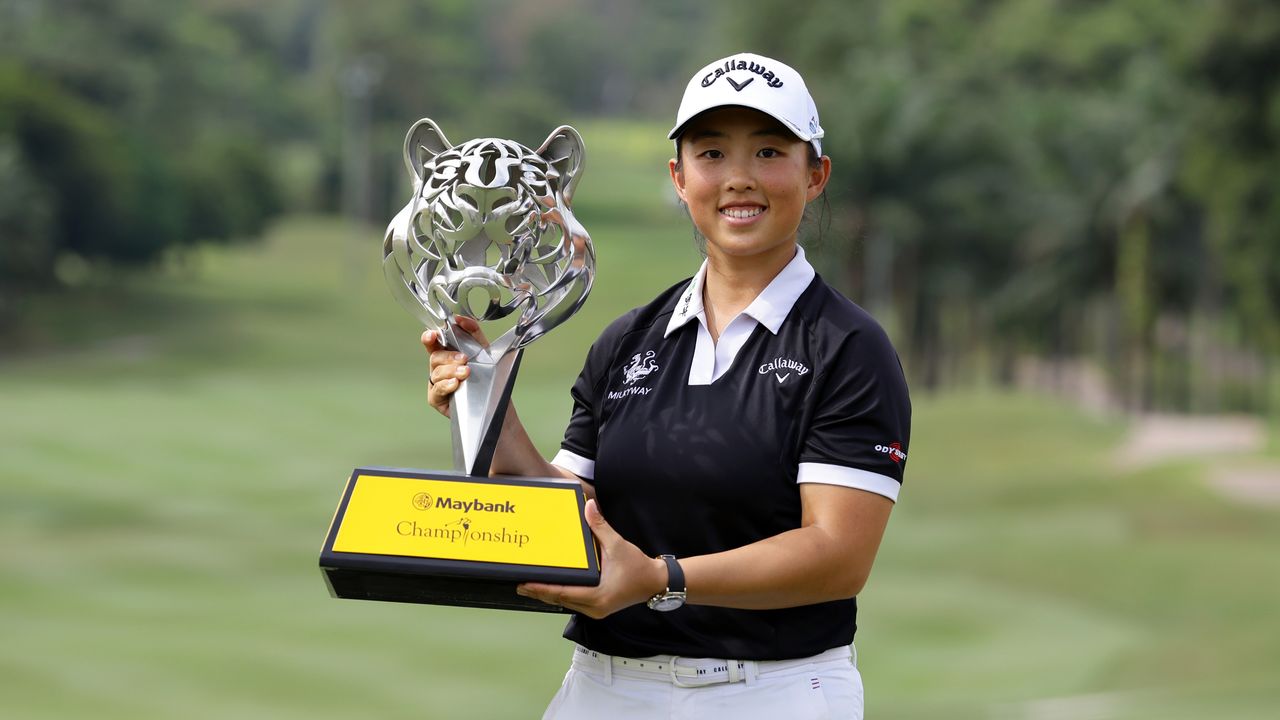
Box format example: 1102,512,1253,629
864,392,1280,718
3,120,1279,718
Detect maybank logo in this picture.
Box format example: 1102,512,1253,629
410,492,516,514
438,496,516,514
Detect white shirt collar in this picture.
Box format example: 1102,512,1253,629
664,245,816,338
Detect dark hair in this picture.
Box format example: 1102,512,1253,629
673,137,830,254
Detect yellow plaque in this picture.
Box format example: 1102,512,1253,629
334,473,588,568
320,467,599,613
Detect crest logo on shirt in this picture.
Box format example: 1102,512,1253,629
758,356,810,384
622,350,659,386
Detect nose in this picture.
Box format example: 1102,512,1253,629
723,156,756,193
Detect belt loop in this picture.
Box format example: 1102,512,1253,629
727,660,741,684
850,642,858,668
667,656,689,688
580,646,613,686
743,659,759,685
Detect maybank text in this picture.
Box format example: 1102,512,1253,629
434,497,516,514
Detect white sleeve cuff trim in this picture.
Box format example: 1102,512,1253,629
551,449,596,480
797,463,900,502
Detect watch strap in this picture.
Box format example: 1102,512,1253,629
658,554,684,594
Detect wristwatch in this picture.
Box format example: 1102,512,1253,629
646,554,686,612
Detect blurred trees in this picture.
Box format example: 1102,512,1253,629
734,0,1279,412
313,0,708,221
0,0,292,320
1,0,1274,413
0,0,709,327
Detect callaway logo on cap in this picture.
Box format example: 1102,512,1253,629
669,52,824,155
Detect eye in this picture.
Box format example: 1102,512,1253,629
758,147,781,158
699,149,724,160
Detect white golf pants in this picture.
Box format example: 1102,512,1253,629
541,644,864,719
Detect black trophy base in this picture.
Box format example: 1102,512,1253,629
319,466,599,613
322,566,568,613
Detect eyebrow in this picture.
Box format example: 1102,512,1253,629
687,129,726,142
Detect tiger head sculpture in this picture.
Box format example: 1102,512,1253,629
383,119,594,362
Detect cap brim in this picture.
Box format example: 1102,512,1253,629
667,105,814,143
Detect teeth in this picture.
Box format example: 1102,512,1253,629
721,207,764,219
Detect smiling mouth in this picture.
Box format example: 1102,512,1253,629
720,206,766,219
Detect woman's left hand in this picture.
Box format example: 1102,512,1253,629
517,499,665,619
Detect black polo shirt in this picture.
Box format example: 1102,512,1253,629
551,248,911,660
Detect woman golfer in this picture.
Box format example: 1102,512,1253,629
424,52,910,719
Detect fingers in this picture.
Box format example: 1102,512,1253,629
421,329,445,353
516,582,559,608
516,503,652,620
423,329,471,417
518,583,596,616
430,359,470,387
424,319,491,347
453,316,491,345
423,331,469,375
517,582,557,603
583,499,619,546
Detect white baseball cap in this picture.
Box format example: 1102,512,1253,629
668,52,824,156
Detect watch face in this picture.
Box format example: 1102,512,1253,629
648,593,685,612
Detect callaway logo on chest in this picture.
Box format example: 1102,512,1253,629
758,356,810,384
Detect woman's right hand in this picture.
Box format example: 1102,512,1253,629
422,329,471,418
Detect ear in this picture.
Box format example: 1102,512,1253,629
404,118,452,182
536,125,585,203
805,155,832,203
668,157,687,204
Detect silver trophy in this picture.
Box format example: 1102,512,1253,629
382,119,594,476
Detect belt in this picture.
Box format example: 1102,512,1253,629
572,644,853,688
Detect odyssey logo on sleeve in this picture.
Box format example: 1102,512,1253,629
875,442,907,464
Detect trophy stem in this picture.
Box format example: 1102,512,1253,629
449,349,523,476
